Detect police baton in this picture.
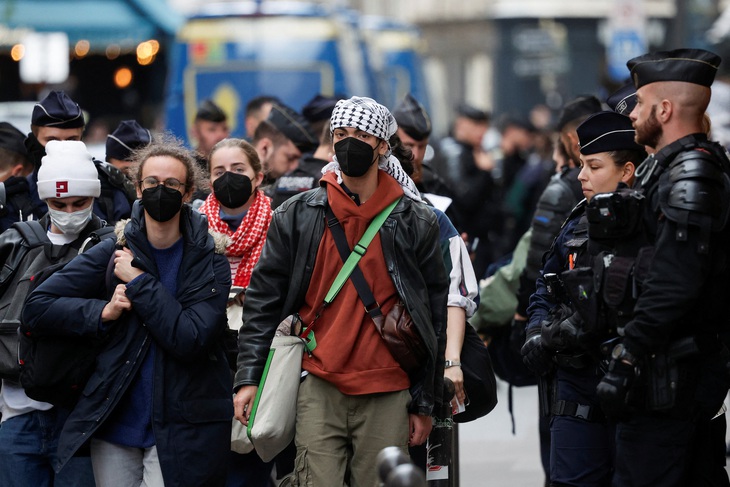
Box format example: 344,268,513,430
426,377,455,486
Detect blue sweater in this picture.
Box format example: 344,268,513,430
96,238,184,448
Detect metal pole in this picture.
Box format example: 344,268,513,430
427,378,455,486
450,423,460,487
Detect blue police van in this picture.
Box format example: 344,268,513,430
163,1,429,144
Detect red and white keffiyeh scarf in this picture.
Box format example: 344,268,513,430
199,190,272,287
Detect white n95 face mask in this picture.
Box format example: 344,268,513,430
48,205,93,236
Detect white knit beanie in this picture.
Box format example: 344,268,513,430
38,140,101,200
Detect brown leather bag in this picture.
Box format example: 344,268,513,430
372,301,426,373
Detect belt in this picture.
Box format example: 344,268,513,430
552,400,606,422
553,353,592,369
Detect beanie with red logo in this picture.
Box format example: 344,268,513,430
37,140,101,200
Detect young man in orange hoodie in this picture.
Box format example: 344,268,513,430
233,96,448,486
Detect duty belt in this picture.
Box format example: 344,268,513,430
553,352,593,369
552,400,606,423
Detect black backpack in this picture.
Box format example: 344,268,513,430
0,220,116,406
0,221,114,381
18,247,116,407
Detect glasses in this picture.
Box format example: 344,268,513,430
140,177,186,192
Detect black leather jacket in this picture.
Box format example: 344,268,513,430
234,185,449,415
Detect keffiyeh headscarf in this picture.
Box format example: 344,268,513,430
323,96,421,201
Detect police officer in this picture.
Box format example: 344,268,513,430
0,122,34,232
270,95,340,208
391,94,463,228
98,119,152,222
24,91,134,225
252,103,317,191
24,90,86,220
191,99,230,167
596,48,730,487
523,111,646,486
511,95,602,485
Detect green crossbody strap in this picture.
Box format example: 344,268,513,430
324,197,400,305
299,197,401,353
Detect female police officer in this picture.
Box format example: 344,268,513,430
521,111,646,486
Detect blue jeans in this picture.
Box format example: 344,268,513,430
0,408,94,487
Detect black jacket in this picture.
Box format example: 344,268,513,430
234,183,449,415
23,202,232,486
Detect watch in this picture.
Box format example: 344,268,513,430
611,343,636,365
444,360,462,369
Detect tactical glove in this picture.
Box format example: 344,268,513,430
596,359,635,418
521,327,553,376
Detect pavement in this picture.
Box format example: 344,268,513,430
456,380,546,486
455,379,730,486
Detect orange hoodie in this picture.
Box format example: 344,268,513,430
299,170,409,395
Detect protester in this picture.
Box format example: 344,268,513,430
0,140,103,487
233,96,448,486
23,136,233,487
197,137,273,485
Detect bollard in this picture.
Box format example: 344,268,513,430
386,463,427,487
377,446,411,484
426,377,455,486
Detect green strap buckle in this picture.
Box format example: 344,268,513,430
304,330,317,353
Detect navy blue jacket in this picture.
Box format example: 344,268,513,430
526,204,584,332
23,202,232,487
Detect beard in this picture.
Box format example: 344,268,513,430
634,105,662,149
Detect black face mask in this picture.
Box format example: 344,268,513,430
24,133,46,173
334,137,379,177
213,172,253,209
141,185,183,222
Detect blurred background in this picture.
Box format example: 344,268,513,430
0,0,728,144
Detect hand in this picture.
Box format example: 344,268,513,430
521,327,553,376
596,359,635,418
541,312,581,352
233,385,258,426
101,284,132,322
113,248,144,283
408,413,432,446
444,365,465,409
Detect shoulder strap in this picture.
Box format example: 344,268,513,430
324,197,401,313
13,220,49,248
298,198,399,350
79,225,117,254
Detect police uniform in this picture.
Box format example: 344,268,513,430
0,122,35,232
596,49,730,487
97,120,151,224
261,104,318,194
23,91,134,225
271,156,327,209
24,91,86,221
525,111,646,486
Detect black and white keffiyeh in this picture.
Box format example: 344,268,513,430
325,96,421,201
329,96,397,141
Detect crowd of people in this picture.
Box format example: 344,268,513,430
0,45,727,487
